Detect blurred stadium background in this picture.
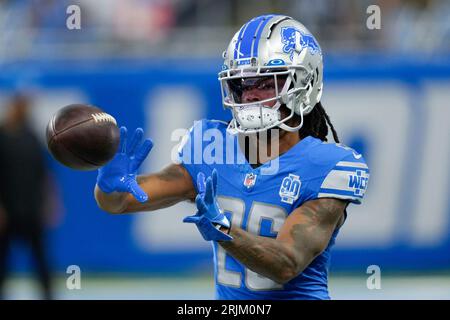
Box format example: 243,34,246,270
0,0,450,299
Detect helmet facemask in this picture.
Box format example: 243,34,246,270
219,65,313,134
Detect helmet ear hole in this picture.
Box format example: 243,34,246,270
290,72,297,90
314,67,319,85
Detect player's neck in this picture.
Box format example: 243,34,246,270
240,129,301,168
278,129,301,154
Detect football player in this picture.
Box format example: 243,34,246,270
94,14,370,299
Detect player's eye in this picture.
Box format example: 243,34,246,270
257,80,275,90
240,78,260,91
228,79,242,91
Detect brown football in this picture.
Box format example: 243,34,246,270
46,104,120,171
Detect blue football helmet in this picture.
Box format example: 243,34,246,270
219,15,323,134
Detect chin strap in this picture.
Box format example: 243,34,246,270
278,102,305,132
226,119,239,135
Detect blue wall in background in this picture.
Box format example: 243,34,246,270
1,55,450,274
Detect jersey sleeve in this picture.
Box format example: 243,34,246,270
175,119,210,194
306,153,370,205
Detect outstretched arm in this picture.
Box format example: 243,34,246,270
218,198,347,284
94,126,196,214
95,163,196,214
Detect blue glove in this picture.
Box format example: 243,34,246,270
183,169,232,242
97,126,153,203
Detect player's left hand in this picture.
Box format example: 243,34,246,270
183,169,232,242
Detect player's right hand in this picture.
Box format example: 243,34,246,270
96,126,153,203
183,170,232,242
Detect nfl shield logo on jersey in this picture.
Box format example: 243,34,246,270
279,174,301,204
243,173,257,188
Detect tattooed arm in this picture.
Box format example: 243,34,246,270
218,198,347,284
94,163,196,214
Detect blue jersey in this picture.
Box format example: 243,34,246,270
178,119,369,300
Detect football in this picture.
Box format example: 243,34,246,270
46,104,120,171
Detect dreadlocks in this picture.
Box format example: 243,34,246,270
298,101,340,143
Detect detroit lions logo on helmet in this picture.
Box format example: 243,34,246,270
281,27,321,60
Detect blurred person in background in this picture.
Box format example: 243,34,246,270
382,0,450,53
0,91,61,300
